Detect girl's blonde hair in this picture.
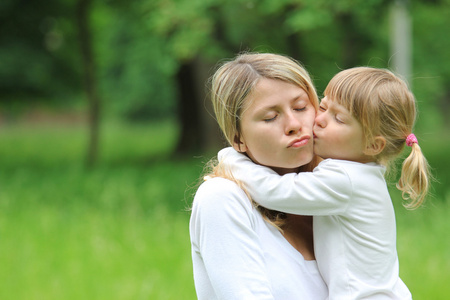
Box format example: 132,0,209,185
205,52,320,227
324,67,430,209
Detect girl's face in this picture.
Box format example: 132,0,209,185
313,96,372,163
234,78,316,174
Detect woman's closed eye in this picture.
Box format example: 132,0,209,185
263,114,278,122
294,106,307,112
263,105,307,122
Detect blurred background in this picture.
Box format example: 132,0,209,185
1,0,449,299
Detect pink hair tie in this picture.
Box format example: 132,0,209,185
406,133,418,147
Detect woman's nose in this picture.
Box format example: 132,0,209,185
285,112,302,135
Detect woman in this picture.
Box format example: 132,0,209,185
189,53,328,299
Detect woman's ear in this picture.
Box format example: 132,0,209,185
232,134,248,153
364,136,386,156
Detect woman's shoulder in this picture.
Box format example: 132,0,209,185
196,176,243,196
190,177,258,233
193,177,254,212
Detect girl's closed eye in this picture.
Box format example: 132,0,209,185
335,115,344,124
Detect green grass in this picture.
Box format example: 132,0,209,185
0,120,448,299
396,200,450,298
0,120,203,300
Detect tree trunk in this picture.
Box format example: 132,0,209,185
174,61,203,155
390,0,412,85
193,56,225,153
76,0,101,167
174,57,224,156
338,13,360,69
286,32,303,62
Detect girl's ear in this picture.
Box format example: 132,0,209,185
364,136,386,156
232,133,248,153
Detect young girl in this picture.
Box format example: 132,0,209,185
219,67,431,299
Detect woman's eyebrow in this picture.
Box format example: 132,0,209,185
294,89,308,100
291,95,303,103
255,91,309,113
252,105,278,117
291,94,309,105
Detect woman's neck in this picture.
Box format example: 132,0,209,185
282,214,315,260
271,166,301,175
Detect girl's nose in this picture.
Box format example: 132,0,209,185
315,111,326,128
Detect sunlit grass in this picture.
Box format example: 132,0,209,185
0,119,178,167
0,120,201,300
0,204,195,299
393,193,450,299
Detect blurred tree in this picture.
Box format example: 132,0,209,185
76,0,101,167
390,0,412,83
93,2,178,122
1,0,448,160
0,0,81,109
144,0,228,155
412,0,450,130
143,0,395,155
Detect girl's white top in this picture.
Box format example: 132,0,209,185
190,176,328,299
218,147,412,300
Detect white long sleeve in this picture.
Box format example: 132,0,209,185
190,177,328,300
190,178,275,300
218,147,353,215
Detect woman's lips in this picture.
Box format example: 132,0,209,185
288,136,310,148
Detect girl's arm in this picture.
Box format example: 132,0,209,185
218,147,352,215
190,177,275,299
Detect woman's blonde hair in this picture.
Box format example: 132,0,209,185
205,52,320,227
324,67,430,209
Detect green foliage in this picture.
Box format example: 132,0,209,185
93,3,179,121
145,0,221,60
410,0,450,131
0,0,81,105
2,0,449,129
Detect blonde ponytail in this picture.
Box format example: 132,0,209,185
397,142,431,209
